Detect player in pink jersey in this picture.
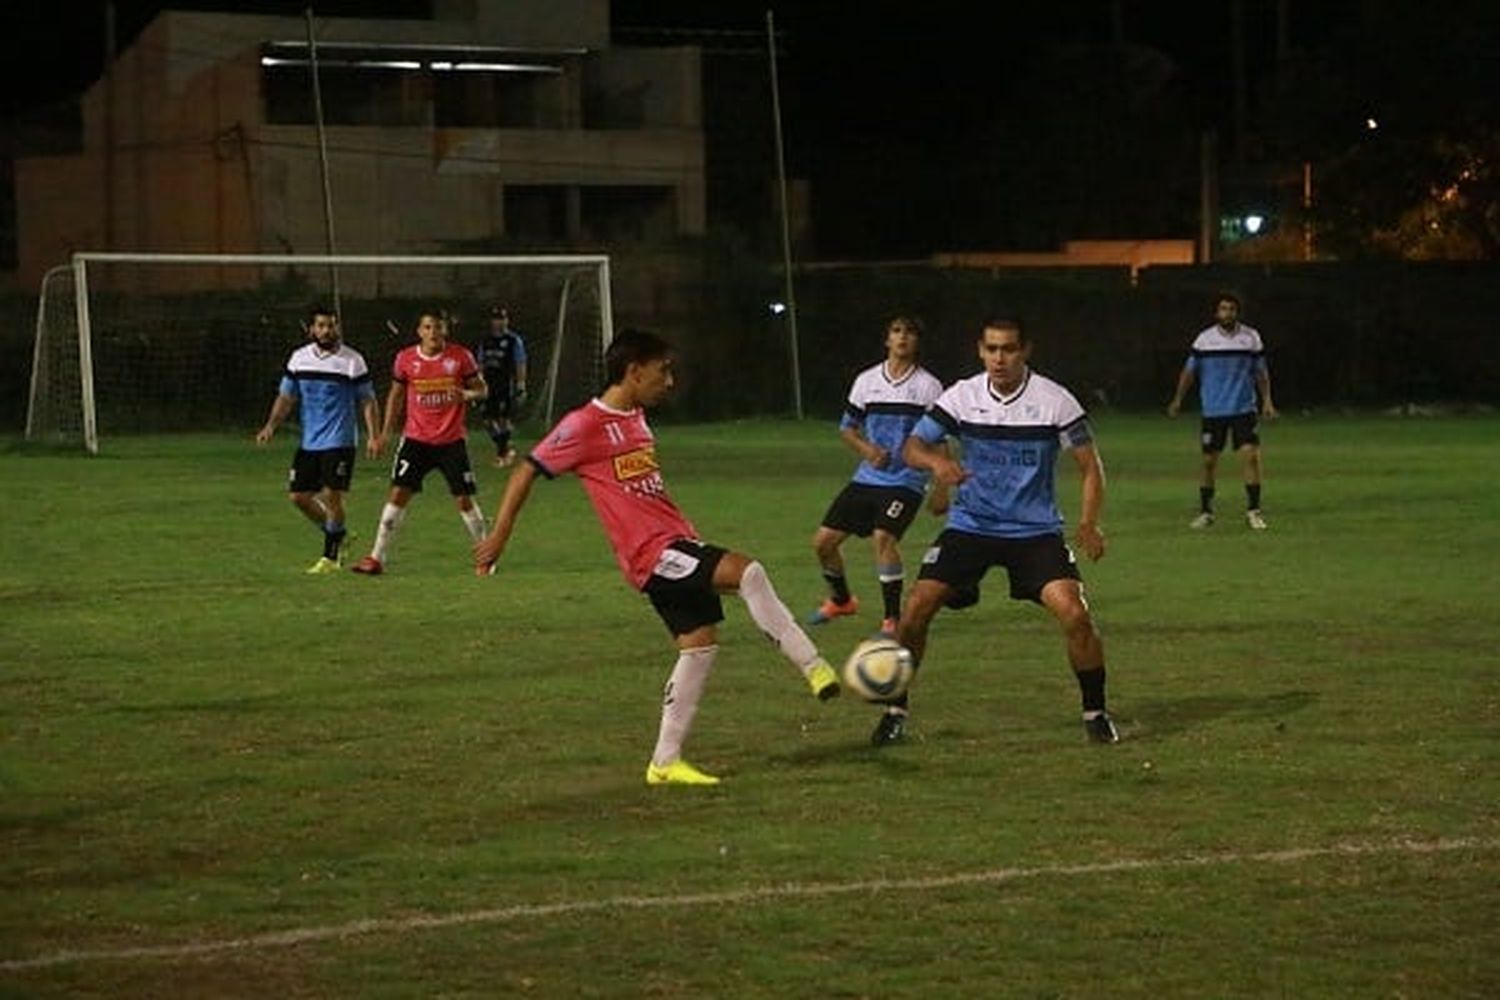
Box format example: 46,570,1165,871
473,329,841,786
351,311,489,575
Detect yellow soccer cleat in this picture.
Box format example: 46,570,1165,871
806,659,841,702
645,759,721,786
305,556,340,575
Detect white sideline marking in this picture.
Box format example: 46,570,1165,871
3,835,1495,972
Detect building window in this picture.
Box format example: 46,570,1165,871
263,65,430,127
581,186,675,242
504,186,570,242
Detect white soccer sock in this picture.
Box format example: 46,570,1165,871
459,503,486,542
370,502,406,563
651,645,717,766
738,561,822,674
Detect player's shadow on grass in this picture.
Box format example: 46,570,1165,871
767,729,956,771
1128,689,1318,738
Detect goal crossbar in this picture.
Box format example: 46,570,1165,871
30,251,615,454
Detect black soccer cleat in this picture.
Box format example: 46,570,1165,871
1084,712,1121,744
870,709,908,747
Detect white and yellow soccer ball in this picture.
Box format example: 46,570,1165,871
841,637,915,703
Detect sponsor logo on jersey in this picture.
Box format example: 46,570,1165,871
613,446,659,480
412,376,457,407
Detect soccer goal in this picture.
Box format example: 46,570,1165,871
26,252,614,454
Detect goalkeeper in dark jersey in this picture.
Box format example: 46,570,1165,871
478,304,528,467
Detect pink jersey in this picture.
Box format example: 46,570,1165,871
392,343,479,445
529,399,699,589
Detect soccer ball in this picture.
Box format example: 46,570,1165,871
841,637,915,703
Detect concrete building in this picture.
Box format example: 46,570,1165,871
13,0,706,289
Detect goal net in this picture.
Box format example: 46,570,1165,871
26,253,614,453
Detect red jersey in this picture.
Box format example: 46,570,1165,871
392,343,479,445
529,399,698,589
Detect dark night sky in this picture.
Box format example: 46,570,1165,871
2,1,1270,130
2,1,1492,256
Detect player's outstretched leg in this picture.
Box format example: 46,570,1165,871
725,556,839,700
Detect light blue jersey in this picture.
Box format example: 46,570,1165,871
1184,323,1267,418
278,342,376,451
912,369,1092,539
841,361,945,494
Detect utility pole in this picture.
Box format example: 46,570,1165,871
103,1,116,251
1231,0,1248,163
306,7,341,315
1302,161,1313,261
766,9,803,420
1199,130,1219,264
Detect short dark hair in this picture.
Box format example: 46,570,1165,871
305,304,337,325
887,314,924,337
605,328,673,385
980,317,1027,344
1215,291,1242,309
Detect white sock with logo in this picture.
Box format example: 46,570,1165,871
651,645,717,766
738,561,822,674
370,503,406,563
459,503,486,542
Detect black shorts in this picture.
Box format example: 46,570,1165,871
391,438,477,495
482,390,519,422
820,483,924,539
917,528,1080,604
288,446,355,494
1201,413,1260,453
642,540,728,637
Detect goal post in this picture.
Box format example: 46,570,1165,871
26,252,615,454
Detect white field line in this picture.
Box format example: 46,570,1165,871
4,835,1496,973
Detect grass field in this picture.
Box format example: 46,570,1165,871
2,414,1498,998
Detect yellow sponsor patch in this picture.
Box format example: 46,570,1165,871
412,377,456,393
613,447,659,480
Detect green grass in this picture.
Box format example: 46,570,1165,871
2,414,1498,998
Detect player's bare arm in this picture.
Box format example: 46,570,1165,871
1257,369,1278,419
361,396,381,458
925,441,958,514
372,382,404,455
1070,442,1107,561
460,372,488,404
903,434,967,487
1167,368,1195,417
474,460,538,571
839,424,888,468
256,393,296,445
